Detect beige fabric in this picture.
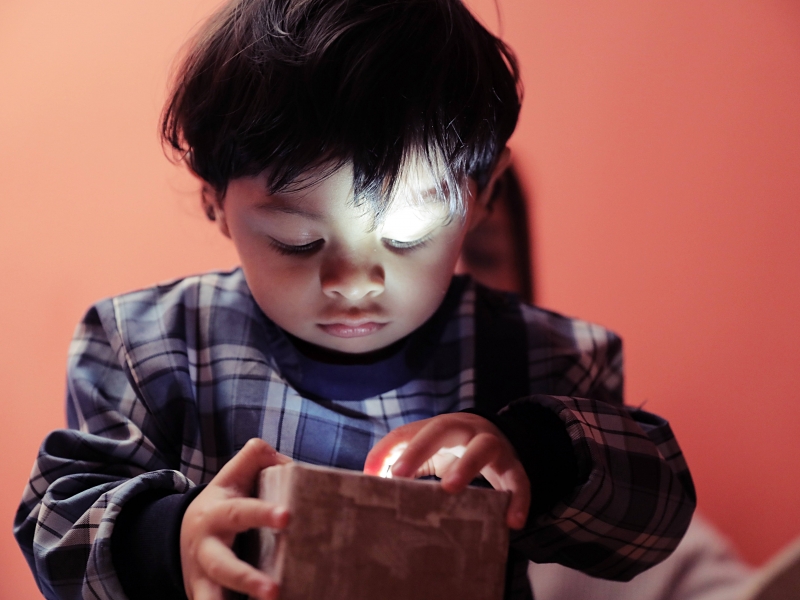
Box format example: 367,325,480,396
528,514,754,600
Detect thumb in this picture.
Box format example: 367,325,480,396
214,438,291,492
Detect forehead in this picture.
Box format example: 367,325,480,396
255,159,461,221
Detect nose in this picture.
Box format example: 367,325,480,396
320,251,385,300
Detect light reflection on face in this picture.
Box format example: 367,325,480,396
212,163,483,354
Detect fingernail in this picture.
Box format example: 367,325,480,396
259,584,275,600
391,460,406,476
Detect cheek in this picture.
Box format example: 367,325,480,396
235,249,322,321
249,262,320,299
244,267,322,333
424,247,462,285
429,227,469,275
389,234,465,302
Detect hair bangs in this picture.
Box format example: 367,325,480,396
161,0,521,220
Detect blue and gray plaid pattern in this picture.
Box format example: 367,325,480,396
15,269,694,599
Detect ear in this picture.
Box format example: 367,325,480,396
201,182,231,239
468,147,512,231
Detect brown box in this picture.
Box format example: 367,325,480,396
256,462,509,600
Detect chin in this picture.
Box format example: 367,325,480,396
314,328,405,355
323,337,394,354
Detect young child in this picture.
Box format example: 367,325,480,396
14,1,696,599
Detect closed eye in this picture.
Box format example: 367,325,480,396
269,238,324,256
382,234,433,253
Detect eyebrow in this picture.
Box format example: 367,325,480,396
416,181,452,201
255,201,323,221
395,184,448,206
253,183,445,220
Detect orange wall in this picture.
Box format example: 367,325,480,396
1,1,799,597
483,0,800,569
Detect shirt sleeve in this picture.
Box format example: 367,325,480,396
495,334,697,581
13,303,197,600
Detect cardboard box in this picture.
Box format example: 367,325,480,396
256,462,509,600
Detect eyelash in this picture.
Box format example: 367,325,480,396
269,239,324,256
269,235,433,256
383,234,433,252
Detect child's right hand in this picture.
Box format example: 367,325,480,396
180,438,291,600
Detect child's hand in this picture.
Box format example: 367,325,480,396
364,414,530,530
180,438,291,600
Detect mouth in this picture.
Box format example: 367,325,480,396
317,321,388,338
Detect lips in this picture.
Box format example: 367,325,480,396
317,321,388,338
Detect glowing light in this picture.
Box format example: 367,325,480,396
380,203,447,243
438,445,466,459
377,443,468,479
378,442,408,478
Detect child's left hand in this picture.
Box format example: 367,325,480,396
363,413,530,529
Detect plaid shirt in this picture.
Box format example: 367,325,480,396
15,269,695,600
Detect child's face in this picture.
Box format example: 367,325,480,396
212,163,488,354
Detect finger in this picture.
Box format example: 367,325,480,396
482,463,531,530
190,577,222,600
214,438,290,492
501,465,531,530
197,536,278,600
440,433,500,492
391,420,469,478
364,420,427,475
206,498,290,535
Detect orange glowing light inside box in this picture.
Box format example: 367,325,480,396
377,442,467,479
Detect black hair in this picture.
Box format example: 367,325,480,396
162,0,521,221
494,164,534,303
